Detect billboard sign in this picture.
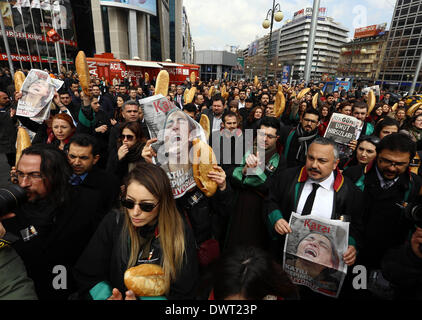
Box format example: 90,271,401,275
100,0,157,16
354,23,387,39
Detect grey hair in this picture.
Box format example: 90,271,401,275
310,137,339,161
122,100,139,111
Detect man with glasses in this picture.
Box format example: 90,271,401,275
3,144,103,300
281,108,320,168
226,117,286,252
343,133,422,299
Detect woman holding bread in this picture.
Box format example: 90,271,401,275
73,163,199,300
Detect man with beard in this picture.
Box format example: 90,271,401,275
281,108,320,168
265,137,363,298
225,117,286,252
238,89,247,109
343,133,422,299
211,111,244,177
3,145,102,300
201,96,225,147
260,93,270,110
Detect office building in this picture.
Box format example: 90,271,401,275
378,0,422,91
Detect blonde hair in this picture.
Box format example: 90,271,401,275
121,163,186,294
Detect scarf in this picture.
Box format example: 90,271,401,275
409,126,422,142
296,125,317,161
125,142,146,163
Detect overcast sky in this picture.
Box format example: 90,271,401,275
183,0,396,51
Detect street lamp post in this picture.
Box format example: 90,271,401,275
262,0,283,81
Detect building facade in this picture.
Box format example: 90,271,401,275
378,0,422,91
337,26,389,82
195,50,237,82
242,7,348,82
278,7,348,81
0,0,78,73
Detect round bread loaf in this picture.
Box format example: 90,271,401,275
124,264,167,297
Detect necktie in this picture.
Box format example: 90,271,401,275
302,183,320,216
70,175,83,186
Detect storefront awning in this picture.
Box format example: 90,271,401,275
158,62,184,67
121,60,163,68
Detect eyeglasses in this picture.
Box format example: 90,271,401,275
378,157,409,168
15,171,44,181
121,199,159,212
121,134,135,141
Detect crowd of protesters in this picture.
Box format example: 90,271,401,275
0,65,422,301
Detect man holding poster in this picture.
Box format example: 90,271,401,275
265,137,364,298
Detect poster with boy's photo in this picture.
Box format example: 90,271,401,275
283,212,349,298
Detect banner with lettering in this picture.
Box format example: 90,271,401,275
283,212,349,298
324,113,361,146
16,69,63,123
140,94,207,199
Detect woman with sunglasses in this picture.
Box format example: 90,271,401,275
106,121,146,182
73,163,199,300
340,135,380,174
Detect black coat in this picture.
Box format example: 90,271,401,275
0,106,17,154
98,94,115,119
79,167,121,214
3,187,103,300
343,163,422,269
265,166,364,253
73,210,199,300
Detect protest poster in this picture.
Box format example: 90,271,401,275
283,212,349,298
140,94,207,199
324,113,361,146
16,69,63,123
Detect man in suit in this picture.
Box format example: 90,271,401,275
67,134,120,214
265,137,363,298
174,85,185,109
201,96,225,147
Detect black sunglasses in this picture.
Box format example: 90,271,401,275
121,199,159,212
121,134,135,141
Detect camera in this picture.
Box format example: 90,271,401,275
404,202,422,228
0,185,27,217
403,202,422,253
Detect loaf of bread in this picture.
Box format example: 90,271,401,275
75,51,91,96
192,138,218,197
124,264,167,297
155,70,169,97
14,71,26,93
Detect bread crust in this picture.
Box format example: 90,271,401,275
75,51,91,96
124,264,166,297
14,71,26,93
155,70,169,97
192,138,218,197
